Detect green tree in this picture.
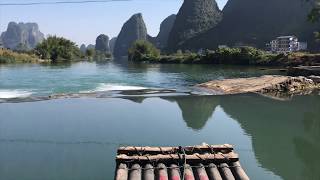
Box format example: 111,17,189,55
85,48,95,59
307,0,320,38
128,40,160,62
35,36,81,62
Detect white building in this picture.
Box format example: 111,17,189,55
267,35,307,53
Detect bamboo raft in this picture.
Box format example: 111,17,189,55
115,144,249,180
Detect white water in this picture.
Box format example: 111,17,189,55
84,83,148,93
0,90,33,99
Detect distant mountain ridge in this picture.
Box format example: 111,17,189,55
178,0,319,51
113,13,148,57
95,34,110,53
167,0,222,51
0,22,44,50
152,14,176,49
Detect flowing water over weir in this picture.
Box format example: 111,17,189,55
0,61,285,102
115,145,249,180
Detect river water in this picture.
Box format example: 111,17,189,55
0,61,319,180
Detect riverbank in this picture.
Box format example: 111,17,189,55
0,48,44,63
130,46,320,67
197,75,320,99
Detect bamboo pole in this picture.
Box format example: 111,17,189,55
231,162,250,180
206,163,222,180
219,163,235,180
115,163,128,180
194,164,209,180
169,164,181,180
118,144,233,155
129,164,141,180
183,164,195,180
116,152,239,163
144,164,155,180
157,163,168,180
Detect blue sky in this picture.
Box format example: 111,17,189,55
0,0,228,45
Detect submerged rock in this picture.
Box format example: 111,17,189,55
1,22,45,50
113,13,148,57
197,75,320,96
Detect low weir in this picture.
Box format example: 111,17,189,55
115,144,249,180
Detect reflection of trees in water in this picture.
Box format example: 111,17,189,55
119,93,320,179
162,96,219,130
220,94,320,180
293,102,320,180
120,96,146,104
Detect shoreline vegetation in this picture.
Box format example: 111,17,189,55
1,38,319,67
0,36,111,64
128,40,320,67
0,48,45,64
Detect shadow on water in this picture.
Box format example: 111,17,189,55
161,96,219,130
123,93,320,180
219,93,320,180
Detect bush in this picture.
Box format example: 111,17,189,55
203,47,277,65
128,40,160,62
35,36,81,62
0,48,39,63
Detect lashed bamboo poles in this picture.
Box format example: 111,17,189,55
116,152,239,163
118,144,233,155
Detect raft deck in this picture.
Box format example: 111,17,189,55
115,144,249,180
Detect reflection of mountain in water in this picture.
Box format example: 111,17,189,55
220,94,320,180
162,96,219,130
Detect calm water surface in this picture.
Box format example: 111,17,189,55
0,61,319,180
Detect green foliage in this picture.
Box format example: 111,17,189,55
86,48,95,58
0,48,40,63
35,36,81,62
128,40,160,62
155,47,281,65
307,0,320,39
209,47,276,65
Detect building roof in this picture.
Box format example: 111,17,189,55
115,144,250,180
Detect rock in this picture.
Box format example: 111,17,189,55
113,13,148,57
80,44,87,53
87,44,95,50
308,75,320,83
95,34,110,53
182,0,319,51
1,22,44,50
109,37,117,53
154,14,176,49
167,0,222,51
197,75,319,95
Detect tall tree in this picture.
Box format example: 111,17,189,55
307,0,320,38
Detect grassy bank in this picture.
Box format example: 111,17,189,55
128,41,320,66
0,48,42,64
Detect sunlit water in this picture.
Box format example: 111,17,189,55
0,61,283,99
0,61,319,180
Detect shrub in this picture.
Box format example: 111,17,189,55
0,48,39,63
35,36,81,62
128,40,160,62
